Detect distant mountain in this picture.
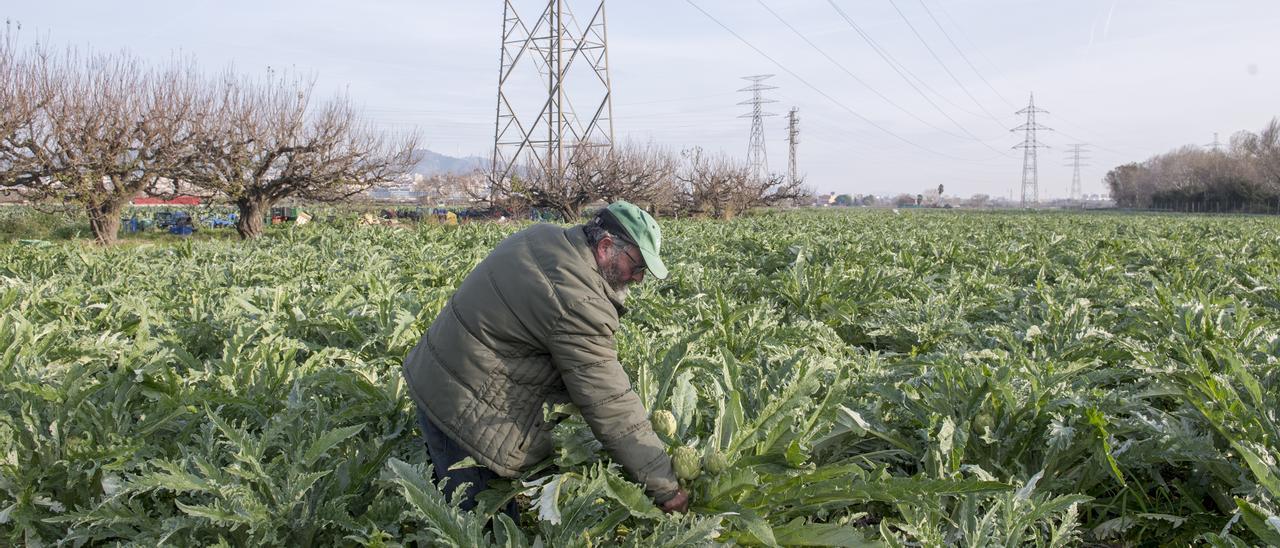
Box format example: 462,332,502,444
411,149,487,176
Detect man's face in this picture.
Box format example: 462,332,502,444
596,236,646,300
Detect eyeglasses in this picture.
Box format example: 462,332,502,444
620,245,646,277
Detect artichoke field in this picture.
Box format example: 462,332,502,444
2,210,1279,546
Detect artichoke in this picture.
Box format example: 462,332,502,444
973,411,994,434
651,410,677,440
704,450,728,475
673,445,701,481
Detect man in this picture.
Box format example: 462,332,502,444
402,200,690,516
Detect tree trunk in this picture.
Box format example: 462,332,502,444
87,201,124,246
236,197,270,239
557,205,576,223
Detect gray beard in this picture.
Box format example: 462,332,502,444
601,252,630,303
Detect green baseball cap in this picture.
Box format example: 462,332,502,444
599,200,668,280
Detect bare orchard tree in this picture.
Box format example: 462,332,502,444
677,147,750,219
679,147,736,218
596,142,679,210
487,145,606,221
677,147,811,219
734,168,810,214
188,71,419,238
413,171,488,206
1104,163,1145,208
482,142,666,221
2,48,202,245
1236,118,1280,194
0,26,44,192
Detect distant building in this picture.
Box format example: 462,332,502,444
814,193,837,207
366,174,422,202
367,189,425,203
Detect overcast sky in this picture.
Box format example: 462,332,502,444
7,1,1280,198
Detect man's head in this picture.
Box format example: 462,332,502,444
585,201,667,300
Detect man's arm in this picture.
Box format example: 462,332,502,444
547,298,681,505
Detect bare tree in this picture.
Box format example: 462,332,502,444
596,142,679,209
413,171,487,206
746,170,810,210
1105,163,1144,208
1,48,203,245
0,25,42,193
678,147,747,219
187,71,419,238
486,145,604,221
677,147,809,219
1106,132,1272,211
1237,118,1280,195
482,141,676,221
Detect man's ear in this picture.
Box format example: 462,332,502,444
593,235,613,263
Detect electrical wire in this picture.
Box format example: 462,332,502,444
822,0,1013,158
884,0,1008,128
755,0,979,145
916,1,1142,159
684,0,1004,163
915,0,1014,109
826,0,991,121
1044,110,1146,158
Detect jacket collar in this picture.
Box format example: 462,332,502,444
568,225,628,317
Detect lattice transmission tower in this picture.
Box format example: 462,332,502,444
491,0,614,188
1064,143,1091,201
1203,132,1224,152
787,107,799,186
1011,93,1051,206
739,75,777,181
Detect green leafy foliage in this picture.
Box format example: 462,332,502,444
3,209,1280,545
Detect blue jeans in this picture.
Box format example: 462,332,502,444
415,406,519,520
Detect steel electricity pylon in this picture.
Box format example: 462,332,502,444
787,107,799,186
1203,132,1224,152
491,0,614,188
1012,93,1051,206
1064,143,1091,201
739,75,777,181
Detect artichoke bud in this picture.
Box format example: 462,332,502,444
704,450,728,475
973,412,994,434
651,410,677,440
673,445,701,481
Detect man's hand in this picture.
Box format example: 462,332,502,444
661,488,690,514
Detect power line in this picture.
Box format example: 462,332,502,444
683,0,992,162
884,0,1007,127
754,0,970,142
926,1,1007,91
822,0,1012,157
825,0,993,122
615,91,739,107
914,0,1015,109
793,0,1129,166
1049,120,1141,158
